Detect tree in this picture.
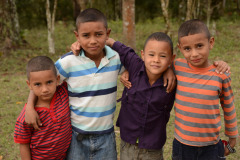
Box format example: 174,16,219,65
73,0,88,19
160,0,171,36
186,0,195,20
0,0,21,55
206,0,222,27
122,0,136,50
46,0,57,54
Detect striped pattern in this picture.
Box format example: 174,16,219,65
55,46,123,134
173,58,238,146
14,82,72,160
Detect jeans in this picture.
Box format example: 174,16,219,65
172,138,226,160
66,129,117,160
120,139,163,160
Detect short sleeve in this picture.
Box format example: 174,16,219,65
14,105,33,144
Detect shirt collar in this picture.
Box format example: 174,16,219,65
138,65,164,87
79,45,116,59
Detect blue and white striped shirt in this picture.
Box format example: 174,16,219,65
55,46,123,134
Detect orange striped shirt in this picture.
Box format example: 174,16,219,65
173,58,238,146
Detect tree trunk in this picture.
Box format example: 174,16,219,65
206,0,211,28
222,0,226,10
0,0,21,55
195,0,201,18
122,0,136,50
73,0,88,20
206,0,221,28
160,0,171,36
186,0,194,20
236,0,240,11
46,0,57,54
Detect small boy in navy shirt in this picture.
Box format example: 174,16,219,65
107,32,176,160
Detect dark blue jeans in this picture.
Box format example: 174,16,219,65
172,138,226,160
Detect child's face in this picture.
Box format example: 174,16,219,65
141,40,174,79
178,33,214,68
74,21,110,60
26,70,59,103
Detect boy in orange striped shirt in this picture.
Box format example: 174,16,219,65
172,19,238,160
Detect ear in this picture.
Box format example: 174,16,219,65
209,37,215,50
106,28,111,40
177,43,181,50
141,50,145,61
171,54,176,64
26,80,32,90
74,31,79,39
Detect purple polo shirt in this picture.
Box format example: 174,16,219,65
112,41,176,150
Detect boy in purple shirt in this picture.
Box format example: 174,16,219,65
107,32,176,160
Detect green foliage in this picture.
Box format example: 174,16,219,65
135,0,162,22
15,0,240,30
16,0,74,29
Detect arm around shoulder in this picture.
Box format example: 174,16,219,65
25,90,42,131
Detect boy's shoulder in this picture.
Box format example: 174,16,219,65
104,45,120,60
174,58,230,80
56,81,68,98
61,51,74,58
173,58,189,69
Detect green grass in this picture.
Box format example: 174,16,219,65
0,17,239,160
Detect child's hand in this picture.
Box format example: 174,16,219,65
25,106,42,131
163,67,176,93
224,138,236,156
71,41,81,56
213,61,231,74
120,70,132,89
106,38,116,47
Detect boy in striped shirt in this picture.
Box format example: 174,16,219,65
14,56,72,160
24,8,124,160
172,19,238,159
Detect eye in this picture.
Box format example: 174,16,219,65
160,55,166,58
82,34,89,38
183,47,190,51
197,44,203,48
34,83,41,87
47,80,53,84
149,54,154,57
96,33,103,37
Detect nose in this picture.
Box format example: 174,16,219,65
42,85,49,93
89,36,97,44
153,56,160,62
191,49,198,57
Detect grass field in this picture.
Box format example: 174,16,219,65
0,17,239,159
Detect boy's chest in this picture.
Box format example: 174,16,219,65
124,73,173,110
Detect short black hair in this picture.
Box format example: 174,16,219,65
75,8,108,31
178,19,210,43
144,32,173,55
26,56,57,80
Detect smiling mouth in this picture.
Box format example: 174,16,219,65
151,65,160,68
89,46,98,50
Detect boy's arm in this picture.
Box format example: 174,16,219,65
25,90,42,131
109,38,176,92
20,143,31,160
220,74,238,156
224,138,237,156
108,38,141,70
71,41,81,55
163,67,176,93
